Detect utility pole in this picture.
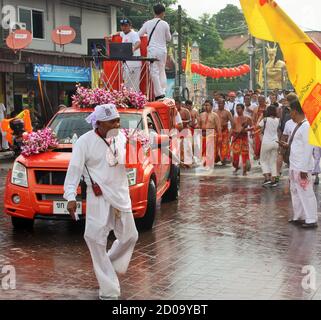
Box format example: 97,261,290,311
178,5,182,98
248,34,255,91
262,40,268,97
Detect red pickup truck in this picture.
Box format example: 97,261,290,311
4,100,180,231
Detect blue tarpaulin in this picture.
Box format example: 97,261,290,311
33,64,91,82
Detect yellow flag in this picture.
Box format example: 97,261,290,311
185,42,192,79
240,0,321,146
91,62,101,89
258,59,263,88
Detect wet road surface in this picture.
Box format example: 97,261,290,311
1,162,321,300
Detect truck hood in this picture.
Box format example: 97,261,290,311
17,148,72,169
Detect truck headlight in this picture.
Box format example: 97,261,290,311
126,168,137,187
11,162,28,187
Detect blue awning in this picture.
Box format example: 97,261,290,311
33,64,91,82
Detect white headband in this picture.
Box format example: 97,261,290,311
86,104,120,128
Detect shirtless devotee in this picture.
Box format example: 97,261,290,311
199,100,221,168
215,98,234,165
231,103,253,176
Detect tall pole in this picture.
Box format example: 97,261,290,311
248,34,254,91
178,5,182,98
262,40,268,97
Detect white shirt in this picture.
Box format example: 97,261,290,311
120,30,141,57
226,101,236,114
289,120,314,172
283,119,296,141
64,130,132,212
243,104,255,118
139,18,171,51
175,112,182,125
259,117,279,145
236,96,244,105
0,103,6,120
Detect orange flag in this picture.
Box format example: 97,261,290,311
240,0,321,146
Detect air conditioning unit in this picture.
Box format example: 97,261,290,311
10,22,27,31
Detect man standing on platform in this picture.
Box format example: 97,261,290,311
119,19,141,92
139,4,171,100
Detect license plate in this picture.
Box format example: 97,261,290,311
53,201,82,215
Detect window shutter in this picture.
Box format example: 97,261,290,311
69,16,81,44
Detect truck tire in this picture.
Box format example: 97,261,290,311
11,216,34,229
162,164,180,202
135,179,157,232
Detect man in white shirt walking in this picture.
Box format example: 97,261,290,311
119,19,141,92
64,104,138,299
0,102,9,151
279,100,318,228
139,4,171,100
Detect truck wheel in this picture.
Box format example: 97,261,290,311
162,164,180,202
136,179,156,231
11,216,34,230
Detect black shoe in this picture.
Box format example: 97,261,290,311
155,95,165,101
301,222,318,229
288,219,305,225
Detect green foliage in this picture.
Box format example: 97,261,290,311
197,14,222,59
204,49,249,67
215,4,247,39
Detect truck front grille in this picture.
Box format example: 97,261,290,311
35,171,66,185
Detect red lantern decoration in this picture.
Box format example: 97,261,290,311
216,69,223,78
243,64,251,73
221,68,229,78
182,59,186,71
191,63,199,74
226,68,234,78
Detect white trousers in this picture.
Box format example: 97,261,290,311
123,63,141,93
84,192,138,297
312,147,321,174
0,129,9,149
260,142,278,176
290,170,318,224
148,47,167,97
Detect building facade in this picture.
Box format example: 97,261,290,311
185,42,207,108
0,0,142,121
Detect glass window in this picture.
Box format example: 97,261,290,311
18,8,44,39
32,10,44,39
70,16,81,44
49,112,143,144
18,8,32,32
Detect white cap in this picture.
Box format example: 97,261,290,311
86,104,120,128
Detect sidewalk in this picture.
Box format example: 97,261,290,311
0,152,14,172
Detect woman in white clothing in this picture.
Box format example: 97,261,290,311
259,106,280,187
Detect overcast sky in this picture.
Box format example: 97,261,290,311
175,0,321,31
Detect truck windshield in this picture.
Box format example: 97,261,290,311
49,112,143,144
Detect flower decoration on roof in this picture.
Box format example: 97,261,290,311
72,85,147,109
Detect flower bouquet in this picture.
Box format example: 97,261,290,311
21,128,59,157
72,85,147,109
122,129,151,165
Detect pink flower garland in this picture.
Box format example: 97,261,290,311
21,128,59,157
121,129,151,154
72,85,147,109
